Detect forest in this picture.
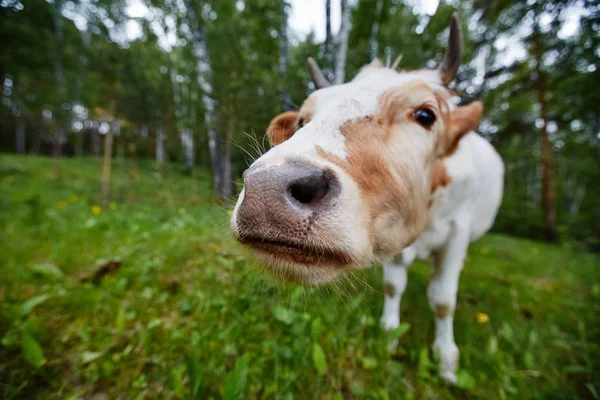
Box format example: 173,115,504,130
1,0,599,248
1,0,599,399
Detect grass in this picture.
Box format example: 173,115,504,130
0,154,599,400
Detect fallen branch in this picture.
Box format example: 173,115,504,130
79,259,122,283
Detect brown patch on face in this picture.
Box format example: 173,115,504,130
430,159,452,194
384,281,396,297
267,111,299,146
378,83,454,171
377,81,438,128
377,84,455,200
316,115,428,258
434,303,452,319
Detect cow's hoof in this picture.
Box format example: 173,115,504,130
439,370,457,385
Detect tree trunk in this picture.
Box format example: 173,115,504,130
279,1,292,110
221,101,237,198
15,118,25,154
334,0,351,84
30,128,42,154
73,28,90,158
101,77,119,205
156,122,165,164
101,125,114,207
91,128,101,156
181,128,195,173
222,137,233,198
52,0,68,157
324,0,333,81
570,184,586,214
534,34,557,242
369,0,384,60
184,0,230,199
169,52,196,173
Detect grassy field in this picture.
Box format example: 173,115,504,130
0,155,598,400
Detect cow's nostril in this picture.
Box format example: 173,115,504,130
289,176,330,205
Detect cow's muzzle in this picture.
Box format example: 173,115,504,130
233,159,345,265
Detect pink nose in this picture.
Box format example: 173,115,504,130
236,160,340,241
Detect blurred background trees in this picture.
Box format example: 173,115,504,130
1,0,598,249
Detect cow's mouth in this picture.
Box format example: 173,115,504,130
239,237,351,266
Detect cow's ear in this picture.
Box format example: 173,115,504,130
444,101,483,154
267,111,300,146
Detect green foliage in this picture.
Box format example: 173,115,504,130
223,354,250,400
312,342,327,374
0,155,598,398
1,0,598,245
21,333,46,368
472,0,600,247
387,322,410,341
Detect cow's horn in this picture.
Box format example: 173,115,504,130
307,57,331,89
439,13,463,86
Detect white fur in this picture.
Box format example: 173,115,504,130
380,130,504,383
232,64,504,382
254,68,443,166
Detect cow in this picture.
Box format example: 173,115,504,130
230,14,504,384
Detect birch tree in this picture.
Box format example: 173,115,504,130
279,1,292,111
334,0,351,84
101,123,114,207
368,0,384,60
323,0,334,81
155,121,165,164
533,26,557,242
183,0,232,198
15,116,25,154
51,0,68,157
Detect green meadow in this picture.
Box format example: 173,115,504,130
1,155,598,399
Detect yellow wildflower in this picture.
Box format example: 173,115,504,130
109,202,117,210
227,209,233,217
532,248,540,255
480,247,489,255
91,205,102,215
58,201,68,209
69,195,79,202
178,207,186,215
477,312,490,324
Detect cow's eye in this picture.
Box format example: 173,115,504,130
412,108,436,128
297,118,304,129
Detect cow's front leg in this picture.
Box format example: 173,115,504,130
381,247,415,332
428,220,470,384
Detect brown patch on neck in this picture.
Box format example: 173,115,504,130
430,159,452,194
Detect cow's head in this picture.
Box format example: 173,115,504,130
231,14,482,285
